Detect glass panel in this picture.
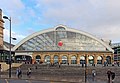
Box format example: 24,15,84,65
16,29,107,52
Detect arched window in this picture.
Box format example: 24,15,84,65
71,56,77,64
44,55,50,64
54,55,59,64
80,56,85,64
88,56,94,64
35,55,41,64
62,55,68,64
106,56,111,64
97,56,102,64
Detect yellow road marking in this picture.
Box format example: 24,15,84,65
5,79,9,83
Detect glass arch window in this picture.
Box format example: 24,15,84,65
97,56,102,64
62,55,68,64
54,55,59,64
80,56,85,64
71,56,77,64
88,56,94,64
44,55,50,64
15,27,111,52
36,55,41,63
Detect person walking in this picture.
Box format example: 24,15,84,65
107,69,111,83
16,67,22,78
27,68,32,78
111,71,115,82
92,69,96,81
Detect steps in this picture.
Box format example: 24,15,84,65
2,64,120,77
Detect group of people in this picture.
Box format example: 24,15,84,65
107,69,115,82
16,67,32,78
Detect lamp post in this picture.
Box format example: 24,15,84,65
3,16,12,78
85,55,87,83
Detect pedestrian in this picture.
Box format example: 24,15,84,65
27,68,31,78
117,62,119,66
92,69,96,77
58,62,61,68
35,66,37,70
107,69,111,82
16,67,22,78
92,69,96,81
111,71,115,82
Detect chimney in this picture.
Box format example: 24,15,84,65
0,9,4,49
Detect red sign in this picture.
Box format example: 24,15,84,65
58,41,63,46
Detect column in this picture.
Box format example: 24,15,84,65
32,55,35,64
68,54,71,65
94,55,97,65
59,54,62,64
77,54,80,64
102,54,106,64
50,54,54,64
41,54,44,63
86,54,89,65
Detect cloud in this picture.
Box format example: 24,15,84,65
4,29,25,44
1,0,120,44
34,0,120,43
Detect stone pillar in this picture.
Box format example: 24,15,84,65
77,54,80,64
32,54,35,64
102,54,106,64
86,54,89,65
50,54,54,64
59,54,62,64
41,54,44,63
0,9,4,49
111,54,114,64
32,58,35,64
94,55,97,65
68,54,71,65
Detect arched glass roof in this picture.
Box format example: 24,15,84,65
13,25,113,52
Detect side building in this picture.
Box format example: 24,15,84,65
12,25,114,66
0,9,15,62
111,43,120,62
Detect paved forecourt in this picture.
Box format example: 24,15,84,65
0,79,68,83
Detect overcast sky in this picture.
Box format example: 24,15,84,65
0,0,120,44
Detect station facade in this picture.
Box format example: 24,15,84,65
0,9,114,65
13,25,114,65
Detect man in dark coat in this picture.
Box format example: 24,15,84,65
107,69,111,82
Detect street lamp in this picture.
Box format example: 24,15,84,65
3,16,12,78
85,55,87,83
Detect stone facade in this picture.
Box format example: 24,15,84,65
32,51,113,65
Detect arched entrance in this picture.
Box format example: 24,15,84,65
71,56,77,64
44,55,50,64
80,56,85,64
15,55,32,64
54,55,59,64
97,56,102,64
35,55,41,64
106,56,111,64
62,55,68,64
88,56,94,64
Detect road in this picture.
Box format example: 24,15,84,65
0,79,67,83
